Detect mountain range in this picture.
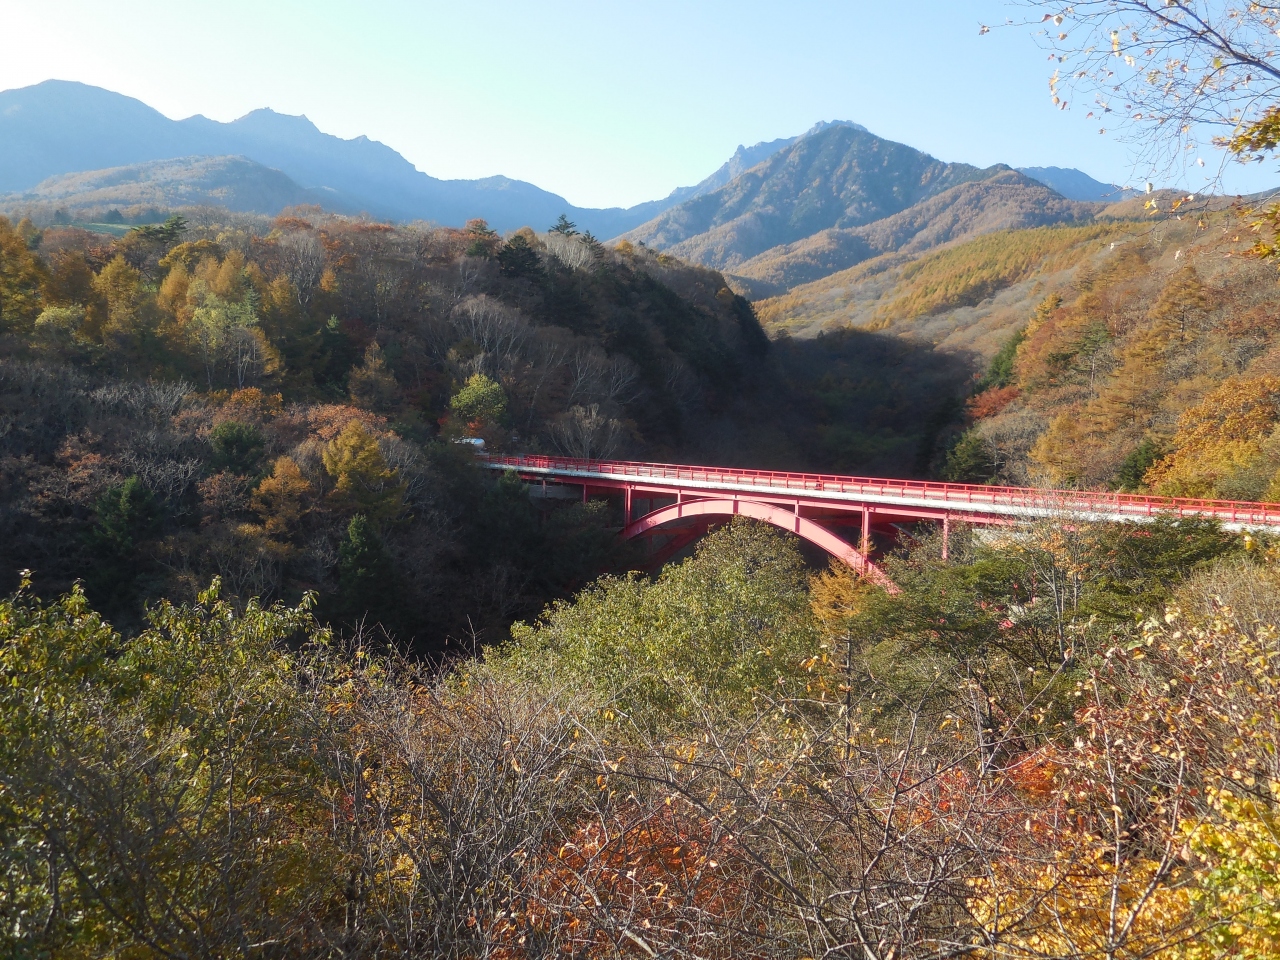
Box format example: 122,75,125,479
2,80,1127,230
0,80,665,235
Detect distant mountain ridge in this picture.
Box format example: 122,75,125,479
0,80,677,234
1,80,1125,242
1016,166,1134,202
730,169,1099,291
663,120,870,207
2,79,1139,296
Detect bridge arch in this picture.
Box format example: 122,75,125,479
622,497,898,591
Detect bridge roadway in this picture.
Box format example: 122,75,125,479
481,454,1280,584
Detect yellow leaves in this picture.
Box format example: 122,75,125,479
874,224,1121,326
1144,375,1280,497
321,419,405,521
251,457,312,537
809,560,872,632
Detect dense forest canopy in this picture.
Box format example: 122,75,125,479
5,510,1280,958
0,208,973,648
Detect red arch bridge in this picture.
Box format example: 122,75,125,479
481,454,1280,589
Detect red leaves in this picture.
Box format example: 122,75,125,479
967,385,1022,421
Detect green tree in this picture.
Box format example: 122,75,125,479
497,233,540,279
33,304,88,349
0,580,336,959
84,477,161,613
488,519,819,728
449,372,507,429
943,430,997,484
1114,437,1163,492
87,477,160,560
464,218,499,258
209,420,265,475
129,213,188,245
977,325,1027,392
187,282,262,388
550,214,579,236
332,513,404,633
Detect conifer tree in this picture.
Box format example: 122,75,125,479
322,420,405,522
334,513,403,633
550,214,578,236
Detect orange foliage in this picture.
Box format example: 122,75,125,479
273,216,315,232
967,385,1021,420
218,387,284,425
306,403,387,442
252,457,313,537
493,804,759,959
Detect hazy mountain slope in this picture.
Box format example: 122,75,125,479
1017,165,1133,202
0,81,193,192
732,170,1098,290
620,124,998,271
2,155,350,215
0,80,676,234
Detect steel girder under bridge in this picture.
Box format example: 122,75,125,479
483,454,1280,586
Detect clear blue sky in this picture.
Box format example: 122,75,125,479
2,0,1275,206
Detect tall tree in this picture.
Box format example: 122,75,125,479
550,214,578,236
0,217,48,333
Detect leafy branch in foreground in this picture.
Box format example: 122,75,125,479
1017,1,1280,175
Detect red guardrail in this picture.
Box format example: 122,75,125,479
480,454,1280,527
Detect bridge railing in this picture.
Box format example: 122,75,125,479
480,454,1280,527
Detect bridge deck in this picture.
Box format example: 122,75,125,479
481,454,1280,531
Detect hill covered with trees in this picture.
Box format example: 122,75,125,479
0,207,972,651
4,156,350,219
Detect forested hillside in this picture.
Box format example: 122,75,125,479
0,208,971,649
944,218,1280,495
748,191,1280,502
8,156,347,218
10,2,1280,955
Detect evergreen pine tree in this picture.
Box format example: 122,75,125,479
550,214,578,236
334,514,403,634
